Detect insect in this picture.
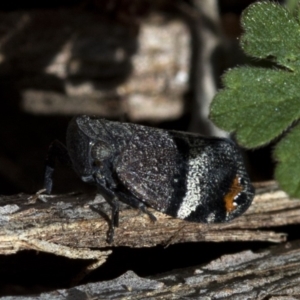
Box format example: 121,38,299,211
44,115,254,242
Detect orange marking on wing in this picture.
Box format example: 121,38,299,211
224,176,243,213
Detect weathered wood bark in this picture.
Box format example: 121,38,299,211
0,181,297,257
3,239,300,299
0,8,190,122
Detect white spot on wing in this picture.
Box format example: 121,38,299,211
177,148,208,219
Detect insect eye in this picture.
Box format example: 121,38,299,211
91,141,112,160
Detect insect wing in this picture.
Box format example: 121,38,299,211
116,126,180,212
169,131,254,223
76,116,133,147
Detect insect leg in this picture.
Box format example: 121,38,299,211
140,206,157,222
44,140,72,194
94,175,120,243
117,192,157,222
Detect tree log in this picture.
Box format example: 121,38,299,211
1,181,300,297
0,181,297,255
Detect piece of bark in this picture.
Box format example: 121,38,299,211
0,8,189,122
3,239,300,299
0,181,298,255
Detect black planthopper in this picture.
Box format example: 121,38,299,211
44,115,254,242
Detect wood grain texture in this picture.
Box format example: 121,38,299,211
0,181,298,256
4,240,300,299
